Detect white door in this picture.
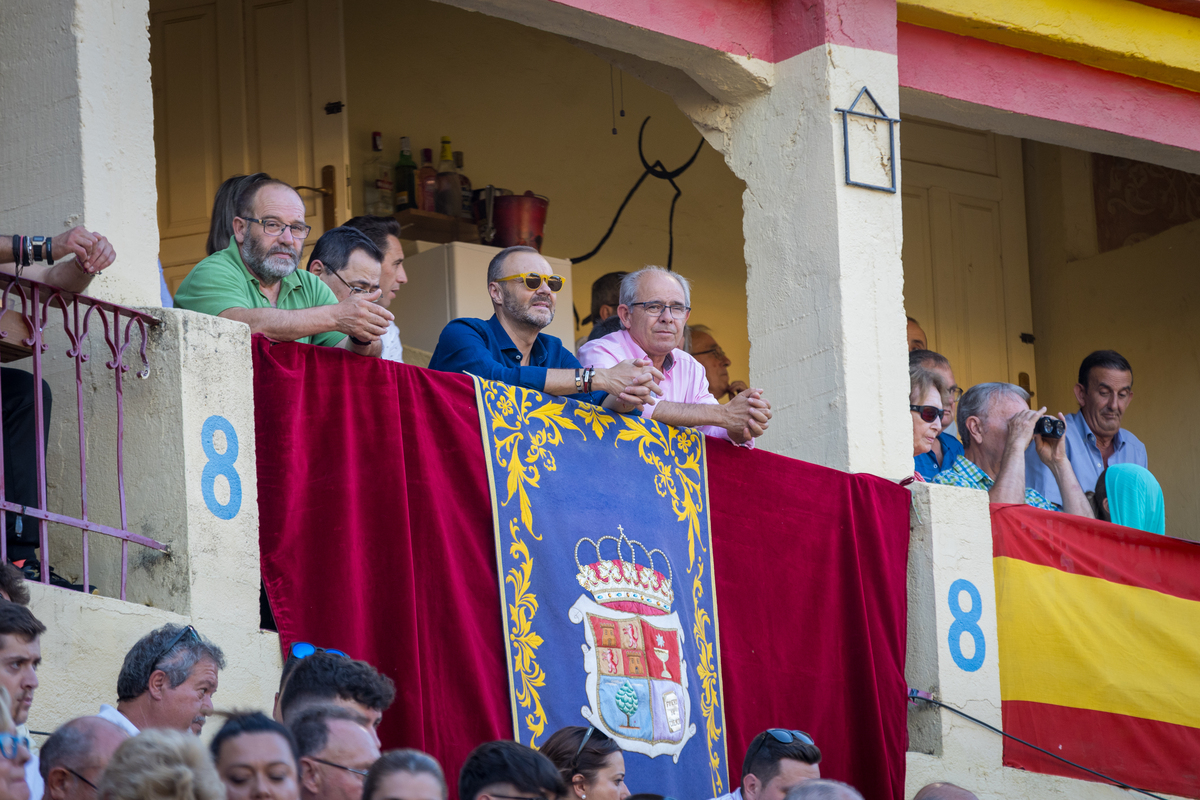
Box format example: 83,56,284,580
150,0,351,294
901,118,1038,401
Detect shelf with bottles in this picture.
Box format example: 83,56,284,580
390,135,473,220
394,208,481,245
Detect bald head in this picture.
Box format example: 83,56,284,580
784,780,862,800
42,716,129,800
913,783,978,800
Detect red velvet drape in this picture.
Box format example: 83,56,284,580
254,337,910,800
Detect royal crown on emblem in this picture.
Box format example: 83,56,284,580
574,526,674,612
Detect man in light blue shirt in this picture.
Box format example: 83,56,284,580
1025,350,1147,505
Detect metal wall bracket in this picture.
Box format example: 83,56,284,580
835,87,901,193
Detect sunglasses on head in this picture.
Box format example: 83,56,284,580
495,272,564,292
570,726,595,772
289,642,350,660
910,405,944,423
746,728,816,769
152,625,199,670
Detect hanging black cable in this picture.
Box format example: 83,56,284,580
610,65,618,135
909,693,1167,799
571,116,704,270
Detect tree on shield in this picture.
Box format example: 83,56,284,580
616,682,639,728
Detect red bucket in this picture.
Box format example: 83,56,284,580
492,192,549,251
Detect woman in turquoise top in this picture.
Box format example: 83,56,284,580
1094,464,1166,535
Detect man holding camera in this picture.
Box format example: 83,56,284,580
932,382,1094,517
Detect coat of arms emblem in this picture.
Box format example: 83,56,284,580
569,527,696,760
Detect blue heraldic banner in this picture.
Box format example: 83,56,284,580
474,377,729,800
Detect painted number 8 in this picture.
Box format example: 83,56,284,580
201,415,242,520
947,578,985,672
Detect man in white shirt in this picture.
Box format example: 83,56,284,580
343,216,408,363
96,623,225,736
710,729,822,800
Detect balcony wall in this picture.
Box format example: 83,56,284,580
12,310,279,738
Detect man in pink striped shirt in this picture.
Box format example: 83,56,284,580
578,267,771,445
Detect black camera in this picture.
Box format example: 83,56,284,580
1033,416,1065,439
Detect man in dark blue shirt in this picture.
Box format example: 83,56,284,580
429,246,661,409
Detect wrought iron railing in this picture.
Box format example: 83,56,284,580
0,271,165,599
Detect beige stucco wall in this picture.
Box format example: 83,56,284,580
343,0,752,379
27,310,260,610
0,0,160,308
26,583,281,744
8,309,280,739
1024,142,1200,541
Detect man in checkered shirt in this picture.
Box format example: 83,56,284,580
933,382,1094,517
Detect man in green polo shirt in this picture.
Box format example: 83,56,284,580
175,179,392,355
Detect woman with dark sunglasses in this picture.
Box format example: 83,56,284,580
909,365,948,483
540,727,630,800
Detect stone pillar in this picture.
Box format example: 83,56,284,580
724,43,911,476
0,0,159,307
905,482,1001,774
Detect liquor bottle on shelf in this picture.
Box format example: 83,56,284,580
393,137,417,212
434,137,459,217
417,148,437,212
362,131,394,216
453,150,473,221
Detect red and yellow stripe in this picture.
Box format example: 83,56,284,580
992,504,1200,796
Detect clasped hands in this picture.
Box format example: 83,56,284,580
723,388,772,443
601,358,664,408
332,289,394,345
56,226,116,274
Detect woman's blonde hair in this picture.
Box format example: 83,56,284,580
99,729,224,800
909,363,948,406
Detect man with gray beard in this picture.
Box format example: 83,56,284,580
175,178,392,356
429,245,661,408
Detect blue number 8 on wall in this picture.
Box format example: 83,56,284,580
201,415,242,520
948,578,985,672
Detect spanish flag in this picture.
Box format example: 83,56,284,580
993,504,1200,797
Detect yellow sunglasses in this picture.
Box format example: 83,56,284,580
495,273,564,292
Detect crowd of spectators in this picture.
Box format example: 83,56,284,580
906,318,1161,532
152,176,1182,518
0,562,974,800
5,180,1167,586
